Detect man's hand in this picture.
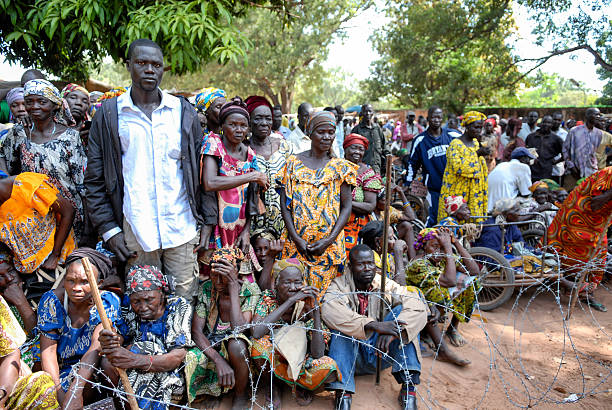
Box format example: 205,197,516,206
366,320,406,338
376,334,397,355
235,229,251,256
106,233,135,263
214,357,235,388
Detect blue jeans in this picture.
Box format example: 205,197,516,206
327,306,421,393
427,190,440,227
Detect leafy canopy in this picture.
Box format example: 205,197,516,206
0,0,289,81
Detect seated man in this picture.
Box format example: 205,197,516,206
185,247,261,408
322,244,428,410
99,265,193,410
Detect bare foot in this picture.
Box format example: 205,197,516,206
265,381,281,409
436,346,471,366
446,328,467,347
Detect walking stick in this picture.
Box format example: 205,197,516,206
376,155,393,385
81,257,140,410
565,268,587,320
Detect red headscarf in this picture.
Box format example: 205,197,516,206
343,133,369,150
245,95,272,115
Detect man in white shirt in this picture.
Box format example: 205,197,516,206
286,102,313,153
517,111,539,140
85,39,210,299
487,147,535,212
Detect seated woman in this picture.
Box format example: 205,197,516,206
98,265,193,410
405,228,481,366
358,220,413,283
185,247,261,408
0,295,59,409
251,259,340,409
0,172,75,275
251,230,284,290
37,247,120,408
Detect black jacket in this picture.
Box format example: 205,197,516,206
84,95,217,239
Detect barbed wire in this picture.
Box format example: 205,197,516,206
58,247,610,409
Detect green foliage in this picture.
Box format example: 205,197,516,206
158,0,373,112
0,0,289,81
516,72,598,107
364,0,523,114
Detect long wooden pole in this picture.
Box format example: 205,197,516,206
81,257,140,410
376,155,393,385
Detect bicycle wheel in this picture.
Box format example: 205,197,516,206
468,247,515,311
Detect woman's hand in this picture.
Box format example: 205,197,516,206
269,239,285,258
307,238,331,257
211,259,240,288
214,357,235,388
294,237,309,258
250,171,270,191
41,253,59,270
289,286,319,310
436,228,454,252
235,229,251,256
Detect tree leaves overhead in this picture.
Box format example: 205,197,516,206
364,0,523,113
0,0,290,81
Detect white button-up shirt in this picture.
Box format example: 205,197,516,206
115,90,197,252
287,126,311,154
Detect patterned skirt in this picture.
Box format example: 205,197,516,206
6,371,59,409
251,335,340,391
344,212,370,258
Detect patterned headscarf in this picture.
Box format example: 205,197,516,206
529,181,549,193
444,195,466,216
461,111,487,127
23,79,75,126
89,91,103,101
6,87,24,105
218,96,250,125
540,179,561,191
195,87,226,111
210,246,245,266
343,133,369,150
272,258,305,284
306,111,336,136
126,265,173,296
89,87,128,117
414,228,438,250
61,83,90,98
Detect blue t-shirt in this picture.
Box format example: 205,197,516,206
405,128,460,192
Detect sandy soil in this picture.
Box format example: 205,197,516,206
197,285,612,410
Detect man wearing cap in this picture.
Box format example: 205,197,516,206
400,111,423,151
487,147,534,212
525,115,564,182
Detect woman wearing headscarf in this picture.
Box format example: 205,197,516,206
5,87,28,124
201,97,269,260
0,295,59,409
0,80,87,242
195,87,226,138
342,133,383,256
438,111,489,221
405,227,480,365
37,247,121,407
438,195,473,239
245,95,293,239
251,258,340,408
185,247,261,407
501,118,525,162
60,83,90,148
277,111,357,298
98,265,193,410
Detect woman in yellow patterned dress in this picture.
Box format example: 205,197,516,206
0,295,58,409
438,111,489,221
277,111,357,298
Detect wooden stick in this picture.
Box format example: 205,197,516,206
376,155,393,385
565,268,587,320
81,257,140,410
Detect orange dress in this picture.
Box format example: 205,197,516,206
0,172,76,273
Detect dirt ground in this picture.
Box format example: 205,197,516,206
198,285,612,410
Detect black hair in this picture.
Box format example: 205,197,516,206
334,105,344,113
358,220,384,251
349,243,374,263
323,106,335,112
127,39,163,60
427,106,442,118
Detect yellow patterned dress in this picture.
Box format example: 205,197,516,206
277,156,357,297
0,172,76,273
0,296,58,409
438,138,488,221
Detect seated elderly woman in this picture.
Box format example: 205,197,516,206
0,295,59,409
251,259,340,409
37,248,120,408
185,247,261,408
405,227,481,366
98,265,193,410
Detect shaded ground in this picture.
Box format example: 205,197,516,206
197,284,612,409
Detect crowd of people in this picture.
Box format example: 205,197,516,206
0,38,610,410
